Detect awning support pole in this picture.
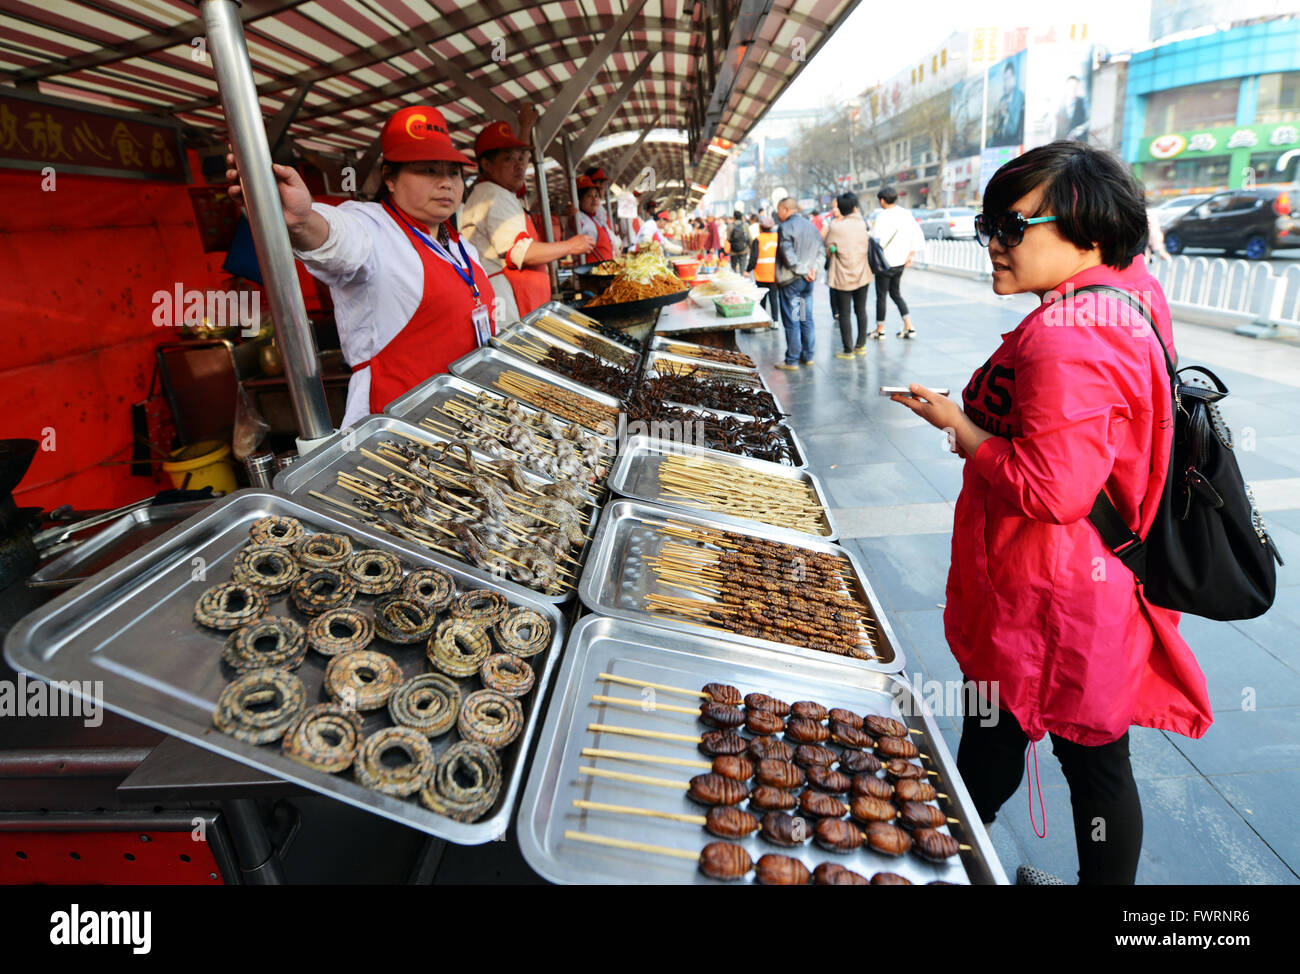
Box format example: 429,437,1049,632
201,0,335,452
531,121,560,297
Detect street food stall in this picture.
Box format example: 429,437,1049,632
0,0,1006,886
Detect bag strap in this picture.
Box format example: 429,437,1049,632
1067,284,1174,585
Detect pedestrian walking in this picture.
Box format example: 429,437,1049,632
773,197,824,370
727,209,750,273
867,186,922,339
824,192,873,357
889,141,1211,885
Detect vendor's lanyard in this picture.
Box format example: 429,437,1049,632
384,199,490,346
383,200,480,301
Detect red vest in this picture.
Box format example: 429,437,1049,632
353,201,496,412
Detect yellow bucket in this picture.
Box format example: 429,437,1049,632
162,440,237,494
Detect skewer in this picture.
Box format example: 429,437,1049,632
573,799,706,826
578,766,688,789
592,694,707,716
596,672,709,699
563,830,699,861
588,722,701,744
580,747,711,770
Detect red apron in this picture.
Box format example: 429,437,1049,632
353,202,496,413
500,213,552,318
590,224,613,263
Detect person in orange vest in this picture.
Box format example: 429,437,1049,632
460,109,593,325
746,212,781,327
225,105,497,429
574,175,614,262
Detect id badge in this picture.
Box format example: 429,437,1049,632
471,302,491,347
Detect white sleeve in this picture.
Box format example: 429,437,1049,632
293,202,378,287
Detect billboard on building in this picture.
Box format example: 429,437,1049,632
950,75,985,160
1024,43,1094,149
986,50,1027,149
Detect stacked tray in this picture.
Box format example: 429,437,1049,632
3,491,567,845
579,500,904,673
607,436,837,540
516,307,644,370
622,399,809,469
518,616,1006,884
384,372,618,456
649,336,756,370
450,346,621,437
644,349,765,390
273,415,599,603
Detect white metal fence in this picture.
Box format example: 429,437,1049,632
916,240,1300,330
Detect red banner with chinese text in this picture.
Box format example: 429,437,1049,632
0,91,187,182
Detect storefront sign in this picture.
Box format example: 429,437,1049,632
1139,123,1299,163
0,89,187,181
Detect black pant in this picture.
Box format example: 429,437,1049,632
730,252,747,274
831,285,870,351
957,682,1143,885
875,267,909,321
757,281,780,327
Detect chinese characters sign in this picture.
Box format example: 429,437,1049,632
0,92,187,181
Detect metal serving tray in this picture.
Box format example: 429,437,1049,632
606,436,837,541
383,372,618,451
650,335,757,368
647,349,760,380
653,377,784,423
627,401,808,470
4,490,567,846
449,346,622,435
518,615,1005,885
28,500,215,590
273,415,599,604
579,500,903,674
494,319,635,371
520,307,644,368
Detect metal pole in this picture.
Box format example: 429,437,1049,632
530,120,560,296
201,0,334,451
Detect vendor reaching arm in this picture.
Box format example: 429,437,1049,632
226,105,495,430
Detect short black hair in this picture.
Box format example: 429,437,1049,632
982,140,1147,269
836,191,860,215
878,186,898,204
733,210,743,219
1004,62,1016,76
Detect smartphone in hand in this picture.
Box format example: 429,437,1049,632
880,386,950,398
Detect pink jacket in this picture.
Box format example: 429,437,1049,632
945,256,1213,746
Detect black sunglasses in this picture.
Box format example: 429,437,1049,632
974,212,1059,248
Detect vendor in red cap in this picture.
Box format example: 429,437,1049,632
582,165,623,256
574,175,614,263
460,109,594,325
225,104,494,429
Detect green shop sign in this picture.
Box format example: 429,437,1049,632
1139,123,1299,163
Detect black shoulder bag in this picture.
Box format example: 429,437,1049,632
1076,285,1283,621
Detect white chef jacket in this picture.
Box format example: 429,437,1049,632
460,179,534,328
293,199,483,431
576,209,600,244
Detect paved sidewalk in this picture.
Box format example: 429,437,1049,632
738,267,1300,885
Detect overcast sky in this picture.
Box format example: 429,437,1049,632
774,0,1156,112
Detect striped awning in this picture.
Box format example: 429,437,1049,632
1,0,860,201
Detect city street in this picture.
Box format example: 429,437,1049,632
739,267,1300,884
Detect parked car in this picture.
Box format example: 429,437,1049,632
1162,187,1298,260
1151,193,1213,228
917,207,976,240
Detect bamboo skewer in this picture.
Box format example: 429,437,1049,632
591,694,705,716
595,673,709,699
578,766,687,789
587,722,701,744
579,747,711,770
572,799,706,826
564,830,699,861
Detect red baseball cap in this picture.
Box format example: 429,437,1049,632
585,167,609,183
576,175,598,191
381,106,472,164
475,120,530,157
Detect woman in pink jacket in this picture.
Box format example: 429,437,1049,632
893,142,1211,885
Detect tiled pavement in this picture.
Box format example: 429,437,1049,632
738,268,1300,885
